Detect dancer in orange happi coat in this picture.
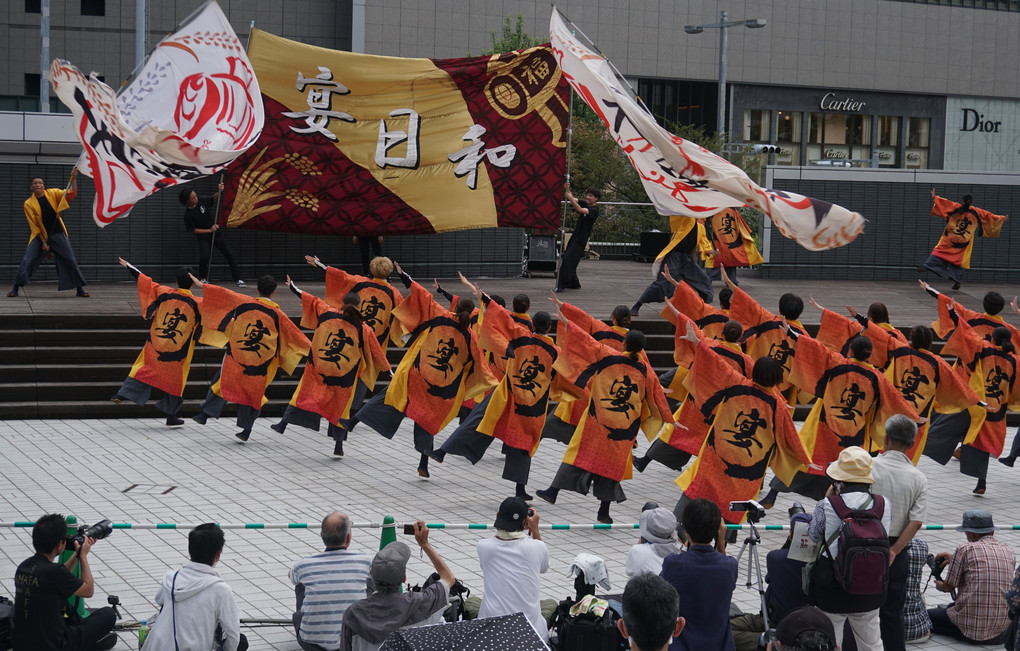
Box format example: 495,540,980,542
535,305,673,524
270,278,388,457
355,263,496,478
111,259,203,427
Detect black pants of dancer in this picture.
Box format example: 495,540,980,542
557,237,587,290
15,232,87,291
439,396,532,484
116,376,183,416
358,236,382,275
196,233,242,282
637,248,713,305
769,471,831,501
355,391,435,453
642,438,692,472
198,369,259,431
921,254,964,285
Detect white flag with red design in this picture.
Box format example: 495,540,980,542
549,10,865,251
50,1,263,226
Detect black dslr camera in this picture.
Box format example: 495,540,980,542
730,500,766,523
66,520,114,550
925,553,948,581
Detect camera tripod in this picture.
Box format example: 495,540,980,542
733,516,771,630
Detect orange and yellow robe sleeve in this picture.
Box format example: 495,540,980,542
127,273,202,398
383,281,497,436
875,342,980,463
676,341,809,524
658,278,729,341
556,320,673,483
790,334,919,470
703,208,764,270
475,301,560,456
23,187,73,244
283,292,385,425
324,266,404,352
198,284,310,411
942,318,1019,457
729,285,806,407
815,308,903,369
929,195,1006,270
930,292,1020,353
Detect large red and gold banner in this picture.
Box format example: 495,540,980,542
222,29,569,235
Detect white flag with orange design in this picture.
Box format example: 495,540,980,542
549,9,865,251
50,1,262,226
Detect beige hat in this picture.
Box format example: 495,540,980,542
825,446,874,484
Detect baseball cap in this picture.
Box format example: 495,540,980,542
494,496,529,531
370,541,411,591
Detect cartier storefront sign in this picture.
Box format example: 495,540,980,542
819,92,867,112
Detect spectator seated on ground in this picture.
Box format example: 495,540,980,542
626,508,683,577
12,513,117,651
731,510,813,651
476,497,550,639
291,512,372,651
618,573,684,651
142,523,248,651
661,497,738,651
769,605,838,651
340,521,455,651
927,509,1016,644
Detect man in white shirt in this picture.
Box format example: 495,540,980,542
476,497,550,638
871,414,928,651
290,512,372,651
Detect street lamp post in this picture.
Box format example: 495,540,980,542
684,11,767,138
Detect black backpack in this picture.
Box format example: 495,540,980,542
548,597,627,651
825,494,890,595
0,595,13,651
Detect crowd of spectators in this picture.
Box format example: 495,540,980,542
10,414,1020,650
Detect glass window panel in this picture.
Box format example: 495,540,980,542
907,117,930,148
776,111,801,142
878,116,899,147
742,109,770,141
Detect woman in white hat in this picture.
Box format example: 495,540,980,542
805,446,893,651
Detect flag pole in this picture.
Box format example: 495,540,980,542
207,172,225,280
552,6,652,115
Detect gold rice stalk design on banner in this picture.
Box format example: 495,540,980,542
228,149,324,227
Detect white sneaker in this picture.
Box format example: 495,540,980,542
906,633,930,644
235,280,246,287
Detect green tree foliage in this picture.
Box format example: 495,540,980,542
481,16,542,55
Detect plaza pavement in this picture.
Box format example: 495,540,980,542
3,260,1020,649
2,413,1020,650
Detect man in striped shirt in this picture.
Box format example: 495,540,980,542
291,512,372,651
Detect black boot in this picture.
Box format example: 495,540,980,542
633,455,651,473
759,487,779,509
333,438,344,457
424,448,446,464
417,453,430,478
597,500,613,525
270,421,287,434
535,487,558,504
516,483,533,501
235,429,251,442
973,477,987,495
999,456,1016,468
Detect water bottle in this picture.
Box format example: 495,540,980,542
138,619,149,649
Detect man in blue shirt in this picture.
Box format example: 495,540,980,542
660,498,738,651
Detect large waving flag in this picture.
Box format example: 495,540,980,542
550,10,865,251
50,1,263,226
220,30,569,236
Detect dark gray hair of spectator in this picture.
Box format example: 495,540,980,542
780,631,837,651
321,512,351,548
885,414,918,448
621,573,680,651
32,513,68,553
189,523,225,566
682,498,722,545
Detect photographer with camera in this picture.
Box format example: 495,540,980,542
476,497,549,639
12,513,116,651
925,510,1015,644
340,521,455,650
